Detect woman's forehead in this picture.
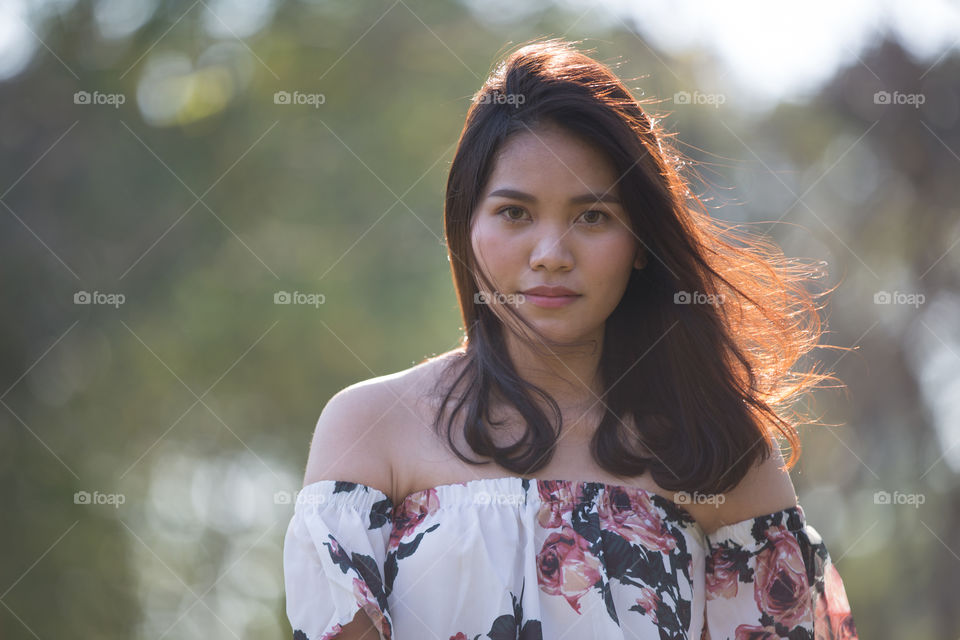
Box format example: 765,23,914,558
486,129,620,199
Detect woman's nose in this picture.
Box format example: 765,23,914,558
529,227,575,271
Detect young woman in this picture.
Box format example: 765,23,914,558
284,38,859,640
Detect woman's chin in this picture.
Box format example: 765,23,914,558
525,321,598,346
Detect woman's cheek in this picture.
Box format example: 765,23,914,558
473,225,519,285
589,238,636,300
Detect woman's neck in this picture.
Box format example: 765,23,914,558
501,329,606,414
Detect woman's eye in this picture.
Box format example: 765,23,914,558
581,210,608,225
496,207,609,225
498,206,528,223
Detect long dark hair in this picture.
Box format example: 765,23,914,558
426,38,846,495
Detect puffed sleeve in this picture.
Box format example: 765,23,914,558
703,504,858,640
283,480,395,640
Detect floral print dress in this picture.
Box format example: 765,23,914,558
283,477,857,640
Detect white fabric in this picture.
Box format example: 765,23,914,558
282,477,856,640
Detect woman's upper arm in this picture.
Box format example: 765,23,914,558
289,382,397,639
302,381,396,501
333,608,381,639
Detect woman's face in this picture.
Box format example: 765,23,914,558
470,123,646,344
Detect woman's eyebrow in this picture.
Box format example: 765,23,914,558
486,187,622,205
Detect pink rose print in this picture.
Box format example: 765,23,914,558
814,563,858,640
634,586,661,623
705,546,740,600
352,577,391,639
536,481,578,529
752,525,810,629
601,486,677,553
536,524,602,614
449,634,468,640
390,489,440,549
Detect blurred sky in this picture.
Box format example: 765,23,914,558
3,0,959,109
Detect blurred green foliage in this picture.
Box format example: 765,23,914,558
1,1,959,638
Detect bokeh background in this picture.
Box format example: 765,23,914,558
2,0,959,637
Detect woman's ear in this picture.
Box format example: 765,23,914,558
634,246,647,270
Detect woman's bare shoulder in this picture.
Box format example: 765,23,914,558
301,350,466,501
683,446,798,536
342,348,466,412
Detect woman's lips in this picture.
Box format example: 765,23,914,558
522,293,581,309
